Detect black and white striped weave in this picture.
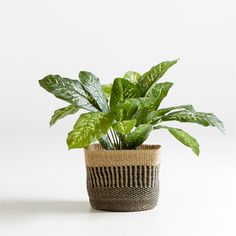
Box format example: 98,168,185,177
87,165,159,188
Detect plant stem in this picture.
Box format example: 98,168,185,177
118,136,121,149
119,134,124,149
110,129,118,149
107,133,116,150
112,129,122,150
114,131,121,150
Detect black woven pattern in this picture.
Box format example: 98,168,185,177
87,184,159,212
87,165,159,188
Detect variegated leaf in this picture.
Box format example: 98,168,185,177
123,71,141,83
39,75,97,111
79,71,109,112
101,84,112,99
131,81,175,125
156,105,195,117
110,78,138,120
161,111,225,132
112,119,137,135
124,124,152,149
67,112,114,149
154,125,200,156
147,105,195,125
137,59,178,96
50,105,80,126
131,98,155,126
115,98,141,121
146,82,173,109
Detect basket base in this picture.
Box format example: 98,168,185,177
87,186,159,212
89,199,158,212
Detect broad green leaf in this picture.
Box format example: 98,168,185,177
114,97,148,125
50,105,80,126
161,111,225,132
123,71,141,83
79,71,109,112
130,81,174,126
115,98,140,120
110,78,138,120
154,125,200,156
147,105,195,125
156,105,195,117
124,124,152,149
101,84,112,99
67,112,114,149
137,59,179,96
39,75,97,111
146,82,173,109
131,98,155,126
82,91,101,111
112,119,137,135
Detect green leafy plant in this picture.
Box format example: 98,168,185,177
39,60,224,156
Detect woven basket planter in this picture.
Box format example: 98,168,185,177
84,144,161,212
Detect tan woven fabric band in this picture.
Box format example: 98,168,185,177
84,144,161,167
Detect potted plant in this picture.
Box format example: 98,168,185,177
39,59,224,212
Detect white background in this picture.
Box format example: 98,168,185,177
0,0,235,235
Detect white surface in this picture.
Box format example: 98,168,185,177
0,0,235,235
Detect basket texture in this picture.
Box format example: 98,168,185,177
84,144,161,212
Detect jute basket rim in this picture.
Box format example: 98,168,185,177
85,144,161,153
